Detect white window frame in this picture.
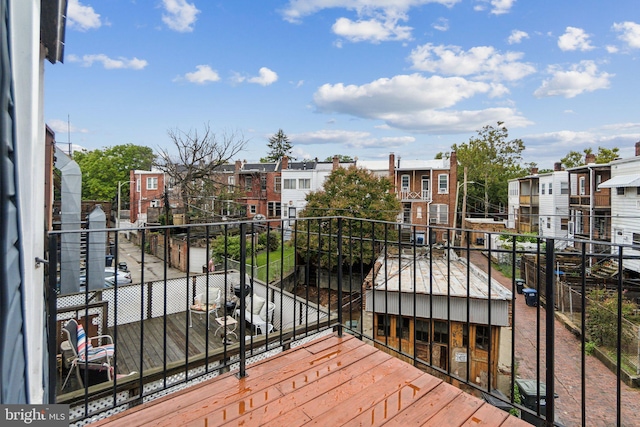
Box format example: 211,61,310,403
147,177,158,190
298,178,311,189
228,176,235,192
579,177,586,195
438,174,448,194
401,175,410,191
136,178,141,192
274,176,281,192
249,205,256,214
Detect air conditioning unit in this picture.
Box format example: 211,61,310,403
429,218,437,224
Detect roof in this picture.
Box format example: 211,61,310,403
395,158,450,170
240,162,278,173
356,160,388,171
598,174,640,188
372,253,512,301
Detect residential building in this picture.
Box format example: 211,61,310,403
280,156,354,224
236,160,282,227
568,153,612,253
600,141,640,275
365,253,513,392
130,168,166,225
389,153,458,244
538,163,570,246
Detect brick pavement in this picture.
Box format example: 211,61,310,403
467,251,640,427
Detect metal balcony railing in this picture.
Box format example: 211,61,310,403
46,218,638,426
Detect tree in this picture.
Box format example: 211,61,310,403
323,154,354,162
73,144,155,203
156,124,247,223
452,122,525,217
295,165,401,270
261,129,293,162
561,146,620,169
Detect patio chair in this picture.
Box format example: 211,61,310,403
189,287,221,330
60,319,115,390
236,294,275,334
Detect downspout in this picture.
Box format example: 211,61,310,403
589,165,594,263
54,146,81,294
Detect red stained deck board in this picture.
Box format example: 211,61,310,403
459,402,510,426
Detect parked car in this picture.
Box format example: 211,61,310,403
80,268,132,286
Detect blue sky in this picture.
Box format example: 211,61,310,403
45,0,640,168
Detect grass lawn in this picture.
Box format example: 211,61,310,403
249,244,296,283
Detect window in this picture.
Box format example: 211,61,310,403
415,319,430,343
401,175,410,191
377,314,391,336
249,205,256,214
146,177,158,190
596,174,602,192
438,174,448,194
429,204,449,224
228,176,235,192
561,218,569,231
395,317,410,340
541,183,545,195
637,187,640,196
416,206,422,219
617,187,625,196
245,176,253,191
633,233,640,245
274,176,281,192
549,182,553,195
284,179,296,190
268,202,281,218
150,199,160,208
298,178,311,189
136,179,141,192
579,177,586,195
433,321,449,344
260,175,267,190
560,181,569,195
476,325,490,351
547,217,551,229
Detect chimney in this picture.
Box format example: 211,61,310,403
554,162,562,171
281,155,289,170
585,153,596,164
332,155,339,170
530,167,538,175
235,160,242,172
389,153,395,176
635,141,640,157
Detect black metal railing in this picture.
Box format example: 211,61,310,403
46,217,637,426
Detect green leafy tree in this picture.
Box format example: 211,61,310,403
296,165,401,270
261,129,293,162
323,154,354,162
452,122,525,217
73,144,155,203
586,289,636,349
561,147,620,169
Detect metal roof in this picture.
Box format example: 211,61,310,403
372,253,512,301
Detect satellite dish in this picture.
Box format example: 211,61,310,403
253,214,266,221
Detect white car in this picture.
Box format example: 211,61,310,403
80,268,132,286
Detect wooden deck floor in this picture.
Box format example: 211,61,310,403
93,333,529,427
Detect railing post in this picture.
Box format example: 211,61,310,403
238,222,247,378
545,239,555,427
337,217,343,337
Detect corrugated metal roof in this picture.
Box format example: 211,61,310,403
372,253,512,301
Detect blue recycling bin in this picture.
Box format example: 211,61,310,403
523,288,538,307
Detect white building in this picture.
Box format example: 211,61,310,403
599,142,640,274
507,179,520,230
538,165,570,247
280,156,353,223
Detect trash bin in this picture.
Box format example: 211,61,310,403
515,278,526,294
523,288,538,307
515,379,557,426
105,255,114,267
481,389,514,413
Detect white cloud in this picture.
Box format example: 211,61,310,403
332,16,412,43
161,0,200,32
47,119,89,134
534,61,612,98
557,27,594,51
606,45,619,53
67,0,102,31
507,30,528,44
282,0,461,23
489,0,516,15
292,129,415,150
612,21,640,49
409,43,535,82
67,54,148,70
248,67,279,86
313,74,531,133
181,65,220,84
432,17,449,32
